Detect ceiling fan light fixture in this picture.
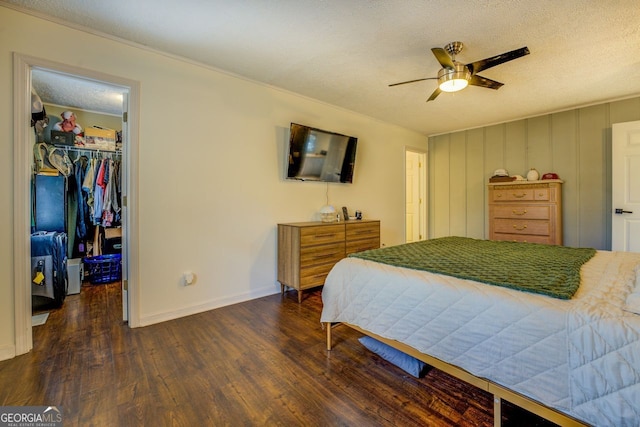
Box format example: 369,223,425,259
438,63,471,93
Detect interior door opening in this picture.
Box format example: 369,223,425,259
405,148,427,243
13,53,140,357
31,67,127,319
31,68,127,328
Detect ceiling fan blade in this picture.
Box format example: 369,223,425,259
466,47,530,74
389,77,437,87
427,87,441,102
431,48,455,69
469,75,504,90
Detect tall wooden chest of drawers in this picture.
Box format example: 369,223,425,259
488,180,563,245
277,220,380,302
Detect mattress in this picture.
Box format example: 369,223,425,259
320,249,640,427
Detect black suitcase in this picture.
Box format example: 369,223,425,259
31,231,68,307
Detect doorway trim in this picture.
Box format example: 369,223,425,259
404,146,428,243
13,53,141,356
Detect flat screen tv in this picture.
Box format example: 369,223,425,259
286,123,358,183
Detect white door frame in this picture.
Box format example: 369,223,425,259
404,146,428,242
13,53,141,356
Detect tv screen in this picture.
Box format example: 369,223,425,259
286,123,358,183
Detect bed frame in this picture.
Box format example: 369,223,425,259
325,322,590,427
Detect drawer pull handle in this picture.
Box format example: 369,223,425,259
313,254,335,259
315,233,336,238
513,193,526,198
513,224,528,230
512,210,527,215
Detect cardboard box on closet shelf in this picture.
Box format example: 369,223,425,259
85,127,116,150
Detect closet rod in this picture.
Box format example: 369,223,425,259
55,144,122,158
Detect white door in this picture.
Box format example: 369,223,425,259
612,120,640,252
405,149,427,242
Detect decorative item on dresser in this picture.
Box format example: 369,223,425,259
526,167,540,182
488,179,563,245
277,220,380,302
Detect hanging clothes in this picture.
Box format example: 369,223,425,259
102,159,114,227
93,159,106,224
74,155,89,240
82,157,96,220
63,147,122,257
110,160,121,223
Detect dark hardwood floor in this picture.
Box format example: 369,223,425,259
0,283,557,426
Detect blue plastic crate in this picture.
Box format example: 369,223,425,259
83,253,122,284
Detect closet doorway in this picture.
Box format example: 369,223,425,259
13,53,141,356
405,148,427,243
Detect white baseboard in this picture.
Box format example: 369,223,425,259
137,285,280,327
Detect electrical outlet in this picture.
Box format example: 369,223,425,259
183,271,195,285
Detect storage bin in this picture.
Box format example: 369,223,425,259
83,253,122,284
103,227,122,254
85,127,116,150
67,258,83,294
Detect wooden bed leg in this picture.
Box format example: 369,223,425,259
326,322,332,351
493,396,502,427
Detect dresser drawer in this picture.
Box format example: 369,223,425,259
299,264,335,288
346,221,380,240
300,225,345,246
493,219,550,236
300,242,345,265
491,233,553,244
493,187,551,202
492,205,550,220
533,188,550,200
493,188,535,201
345,221,380,254
346,238,380,255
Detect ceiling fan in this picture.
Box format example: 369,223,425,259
389,42,530,102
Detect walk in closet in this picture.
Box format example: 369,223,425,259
30,69,126,313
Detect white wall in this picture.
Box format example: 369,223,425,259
0,6,427,359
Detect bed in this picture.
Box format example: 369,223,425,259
320,237,640,427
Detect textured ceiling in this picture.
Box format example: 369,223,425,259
7,0,640,136
32,69,126,116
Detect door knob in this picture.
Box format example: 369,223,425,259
615,208,633,214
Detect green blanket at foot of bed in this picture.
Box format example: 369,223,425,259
349,236,596,299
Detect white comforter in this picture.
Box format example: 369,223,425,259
320,250,640,427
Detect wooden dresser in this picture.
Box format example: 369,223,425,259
488,180,563,245
277,220,380,302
